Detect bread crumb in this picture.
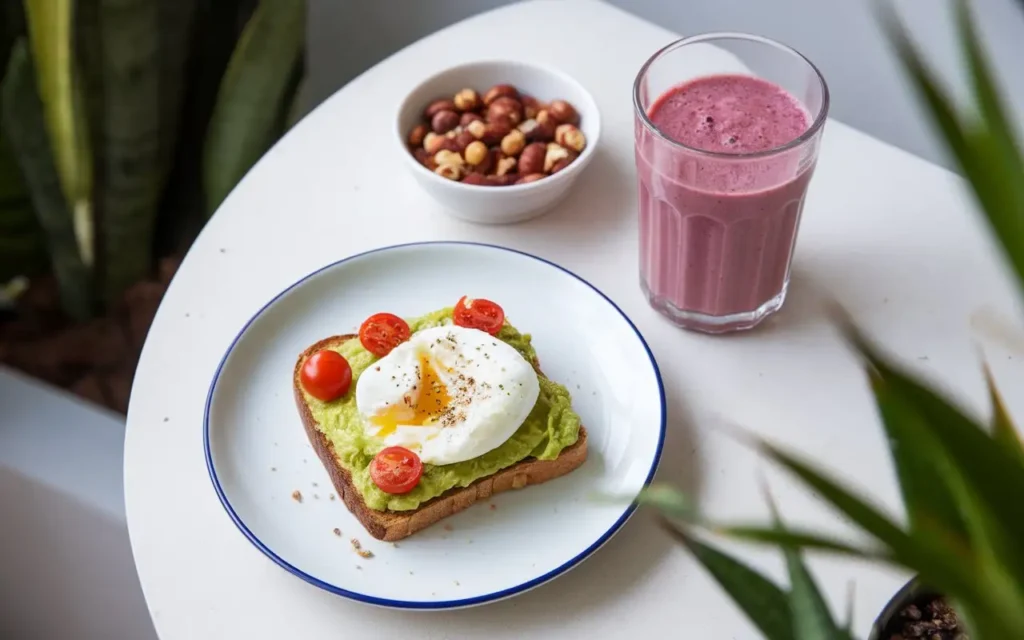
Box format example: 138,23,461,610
329,493,336,500
333,528,341,536
443,524,453,532
409,571,414,575
314,494,320,500
162,417,169,423
489,503,497,511
391,542,399,548
351,538,374,559
303,458,307,463
356,565,362,570
270,467,276,471
312,482,318,487
454,580,460,586
291,490,303,503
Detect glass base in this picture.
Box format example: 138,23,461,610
641,277,789,334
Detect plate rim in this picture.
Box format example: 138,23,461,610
203,241,666,610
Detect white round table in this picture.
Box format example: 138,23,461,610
124,1,1024,637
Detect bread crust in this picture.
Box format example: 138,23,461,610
293,334,588,541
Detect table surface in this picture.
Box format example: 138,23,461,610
123,1,1024,637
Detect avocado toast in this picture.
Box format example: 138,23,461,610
293,303,587,541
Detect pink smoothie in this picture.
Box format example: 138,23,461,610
635,74,817,330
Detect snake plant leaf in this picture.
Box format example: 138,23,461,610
1,40,93,318
984,364,1024,463
76,0,176,304
660,520,795,640
763,492,846,640
0,129,47,281
203,0,306,215
22,0,93,268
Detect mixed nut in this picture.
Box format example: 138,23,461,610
406,83,587,186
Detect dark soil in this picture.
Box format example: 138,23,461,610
884,592,970,640
0,256,179,414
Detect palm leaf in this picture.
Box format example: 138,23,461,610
202,0,306,214
660,520,795,640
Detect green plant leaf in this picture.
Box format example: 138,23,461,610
763,493,845,640
636,483,699,521
22,0,92,267
882,2,1024,298
75,0,180,305
1,39,93,318
985,363,1023,463
202,0,306,214
660,520,795,640
850,327,1024,587
757,434,1024,638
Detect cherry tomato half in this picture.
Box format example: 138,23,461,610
369,446,424,494
301,349,352,401
452,296,505,336
359,312,411,358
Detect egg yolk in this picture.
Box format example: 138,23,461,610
371,351,452,438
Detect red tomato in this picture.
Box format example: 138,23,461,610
301,349,352,401
369,447,424,494
359,313,411,357
452,296,505,336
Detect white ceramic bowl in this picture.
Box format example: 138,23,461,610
396,60,601,225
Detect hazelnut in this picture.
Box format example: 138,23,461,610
487,96,523,125
453,88,481,111
434,149,465,168
500,129,526,156
481,121,512,146
518,142,546,175
423,132,445,154
544,143,570,173
490,174,518,186
431,109,460,134
464,140,489,166
548,99,580,125
536,109,556,127
424,99,457,119
439,138,462,153
466,120,487,139
521,95,544,120
461,173,494,186
495,156,517,177
476,148,500,175
434,164,463,180
555,124,586,152
482,83,519,105
516,173,545,185
460,112,484,127
454,130,476,151
551,157,575,173
518,118,555,143
408,124,429,148
413,148,437,170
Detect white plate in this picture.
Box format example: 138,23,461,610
205,242,665,609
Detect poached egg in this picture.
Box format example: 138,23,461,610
355,325,540,465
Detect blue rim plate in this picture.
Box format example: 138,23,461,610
204,241,665,609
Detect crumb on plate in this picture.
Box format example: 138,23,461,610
291,490,303,503
333,528,341,536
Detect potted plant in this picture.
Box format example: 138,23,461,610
641,2,1024,638
0,0,305,413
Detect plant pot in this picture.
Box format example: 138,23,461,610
869,577,969,640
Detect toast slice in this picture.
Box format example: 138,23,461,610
293,334,588,541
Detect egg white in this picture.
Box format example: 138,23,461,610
354,325,540,465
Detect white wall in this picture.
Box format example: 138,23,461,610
307,0,1024,170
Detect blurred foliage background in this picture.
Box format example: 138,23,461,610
0,0,306,318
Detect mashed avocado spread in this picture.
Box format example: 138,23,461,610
302,307,581,511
